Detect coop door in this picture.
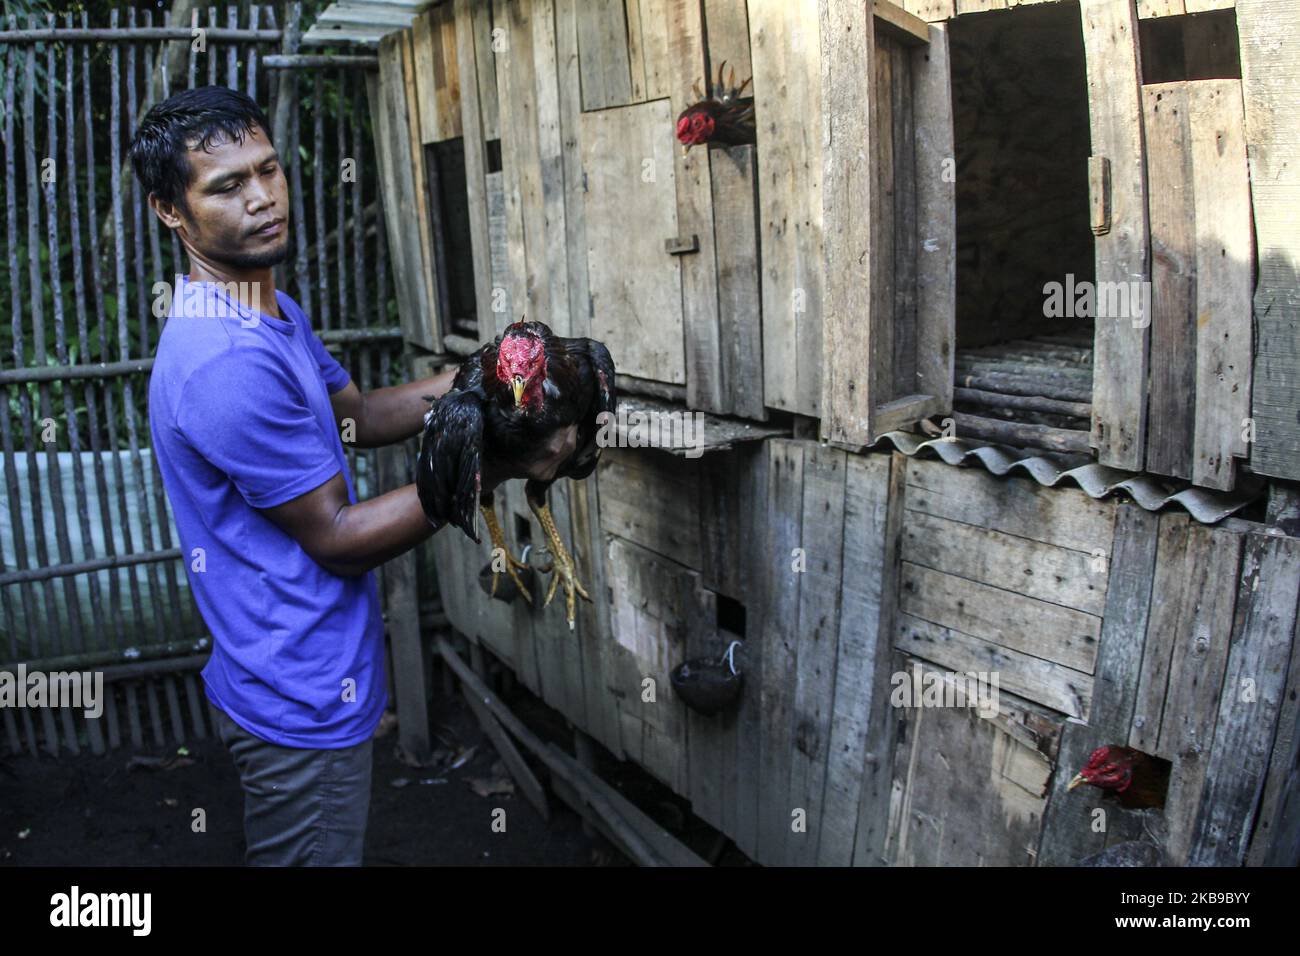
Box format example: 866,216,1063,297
580,100,687,385
820,2,955,448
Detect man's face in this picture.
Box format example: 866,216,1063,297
167,123,290,271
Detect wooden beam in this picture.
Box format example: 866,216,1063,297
820,0,878,442
875,0,933,44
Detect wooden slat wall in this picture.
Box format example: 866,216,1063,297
1240,0,1300,482
369,33,441,351
1082,0,1150,472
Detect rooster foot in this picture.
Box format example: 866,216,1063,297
529,499,592,631
481,504,533,605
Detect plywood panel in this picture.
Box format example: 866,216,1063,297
581,101,687,384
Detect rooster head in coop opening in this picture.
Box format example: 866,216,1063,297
1069,745,1135,794
1067,744,1171,810
675,60,755,153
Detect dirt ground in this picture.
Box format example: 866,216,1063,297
0,682,748,867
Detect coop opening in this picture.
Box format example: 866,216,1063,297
716,593,746,638
424,139,479,343
948,1,1096,457
1139,9,1241,84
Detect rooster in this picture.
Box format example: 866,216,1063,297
1067,745,1171,810
675,60,755,153
416,320,616,630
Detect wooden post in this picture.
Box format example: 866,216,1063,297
380,445,432,764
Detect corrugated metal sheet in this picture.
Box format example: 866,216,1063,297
302,0,434,47
871,431,1261,525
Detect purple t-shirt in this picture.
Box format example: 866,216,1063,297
148,275,386,748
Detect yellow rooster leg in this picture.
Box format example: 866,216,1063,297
480,504,533,606
529,499,592,630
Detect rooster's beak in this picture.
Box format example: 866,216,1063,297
1067,773,1085,792
512,375,526,407
681,144,692,157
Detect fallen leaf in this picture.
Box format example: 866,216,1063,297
466,776,515,799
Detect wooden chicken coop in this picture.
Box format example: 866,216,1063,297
369,0,1300,865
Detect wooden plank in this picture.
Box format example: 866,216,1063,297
576,0,633,110
1249,555,1300,864
1082,0,1151,470
369,39,437,351
471,0,500,140
597,450,702,569
756,439,804,864
461,682,550,821
912,22,955,413
455,0,495,338
661,0,727,416
1157,523,1243,864
400,27,445,350
625,0,673,102
1184,0,1235,11
885,663,1056,867
1137,0,1185,15
580,100,686,384
957,0,1008,12
529,0,572,335
902,509,1109,615
1189,533,1300,864
876,1,933,45
709,145,766,419
818,452,898,865
903,0,957,20
1128,513,1190,754
752,0,824,415
556,0,593,340
682,555,728,835
819,0,877,441
1037,505,1160,866
904,458,1117,554
900,562,1102,673
895,613,1094,717
1142,83,1196,479
787,442,847,865
703,0,753,81
730,443,770,858
411,10,439,143
1188,80,1252,490
1240,0,1300,481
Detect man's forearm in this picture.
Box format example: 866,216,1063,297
321,483,439,577
358,367,458,446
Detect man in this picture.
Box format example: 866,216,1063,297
130,86,574,866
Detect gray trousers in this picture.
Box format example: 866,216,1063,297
213,706,373,866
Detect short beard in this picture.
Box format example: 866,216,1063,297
219,231,290,270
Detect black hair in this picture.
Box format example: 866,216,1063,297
128,86,274,217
